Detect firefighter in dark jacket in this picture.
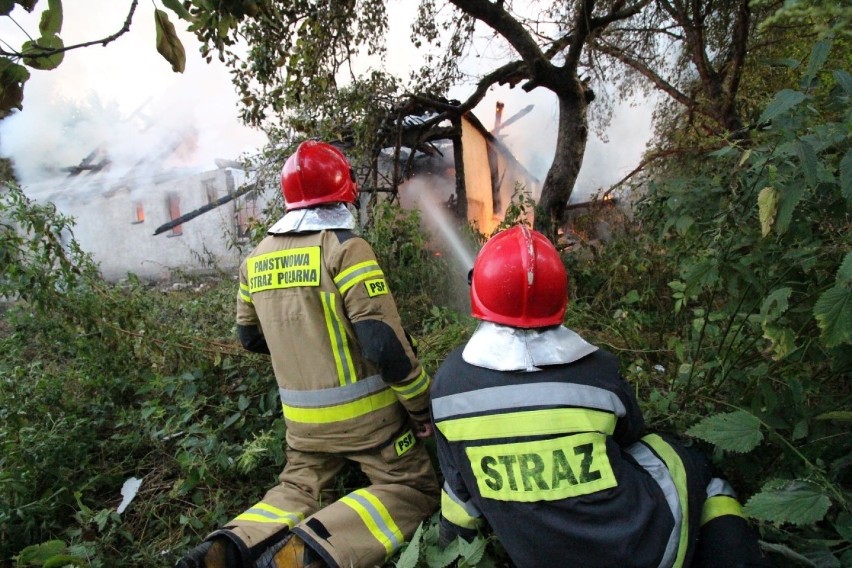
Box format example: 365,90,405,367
177,141,440,568
430,224,772,568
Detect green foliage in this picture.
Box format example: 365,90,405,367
567,38,850,563
362,199,461,331
686,411,764,453
392,513,504,568
0,182,283,566
744,480,833,527
0,0,189,117
0,189,465,566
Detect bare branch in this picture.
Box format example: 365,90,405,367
448,0,545,64
601,143,726,197
592,37,706,114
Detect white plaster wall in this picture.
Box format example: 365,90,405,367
50,168,259,281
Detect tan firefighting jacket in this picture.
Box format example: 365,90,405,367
237,227,430,453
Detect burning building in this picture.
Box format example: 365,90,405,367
22,103,537,282
371,103,541,236
26,147,264,282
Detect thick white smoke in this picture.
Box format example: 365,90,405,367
0,1,267,197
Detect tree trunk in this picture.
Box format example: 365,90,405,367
534,89,588,240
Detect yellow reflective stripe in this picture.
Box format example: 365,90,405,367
436,408,617,442
701,495,744,526
339,489,404,557
234,502,304,527
642,434,690,568
239,283,252,303
320,292,357,386
391,368,430,400
281,388,397,424
441,489,481,530
334,260,384,294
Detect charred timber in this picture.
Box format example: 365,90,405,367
153,183,257,236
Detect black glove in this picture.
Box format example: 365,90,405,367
175,536,242,568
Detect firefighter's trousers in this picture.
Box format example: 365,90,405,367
222,439,440,568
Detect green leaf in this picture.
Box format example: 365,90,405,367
457,536,487,566
155,9,186,73
757,186,778,237
674,214,694,235
759,89,806,125
39,0,63,36
17,540,67,563
801,39,831,88
838,252,852,283
833,70,852,95
774,183,805,235
815,411,852,422
686,411,763,453
766,57,799,69
763,326,796,361
758,542,818,566
395,522,423,568
744,480,832,526
760,287,792,319
22,34,64,70
795,139,818,187
814,286,852,348
425,537,462,568
834,511,852,542
43,553,86,567
162,0,192,21
42,554,87,568
0,0,14,16
0,57,30,113
840,151,852,201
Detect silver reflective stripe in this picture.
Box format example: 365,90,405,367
431,382,626,421
334,262,381,291
443,482,481,518
242,507,301,525
626,441,681,568
706,477,736,498
347,492,401,550
279,375,386,408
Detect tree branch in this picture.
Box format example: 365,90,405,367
592,37,719,120
1,0,138,59
448,0,545,63
601,143,726,198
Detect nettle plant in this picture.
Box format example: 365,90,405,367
641,40,850,564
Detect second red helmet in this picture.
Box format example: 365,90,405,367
470,225,568,328
280,141,358,210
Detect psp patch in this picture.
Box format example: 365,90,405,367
394,430,416,456
365,278,389,297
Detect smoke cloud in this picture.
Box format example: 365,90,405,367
0,1,267,197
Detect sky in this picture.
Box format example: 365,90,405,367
0,1,654,203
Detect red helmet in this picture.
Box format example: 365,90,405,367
280,140,358,210
470,225,568,328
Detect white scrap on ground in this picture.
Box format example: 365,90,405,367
117,477,143,514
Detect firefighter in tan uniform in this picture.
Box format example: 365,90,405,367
177,141,440,568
